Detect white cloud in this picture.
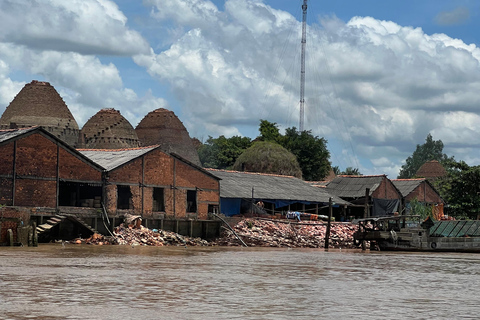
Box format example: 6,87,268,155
0,43,167,127
134,0,480,176
0,0,150,56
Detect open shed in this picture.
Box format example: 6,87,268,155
206,169,349,218
326,175,402,218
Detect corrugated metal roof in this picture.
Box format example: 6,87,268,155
79,146,157,171
206,169,349,205
326,175,385,198
392,179,424,197
0,126,38,143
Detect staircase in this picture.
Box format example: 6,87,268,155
36,215,66,234
36,214,99,241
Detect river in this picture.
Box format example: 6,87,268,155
0,245,478,320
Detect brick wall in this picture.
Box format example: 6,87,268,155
0,178,13,205
372,178,401,199
144,151,174,186
58,148,102,181
175,160,219,190
0,143,13,175
15,180,57,207
105,184,117,214
406,182,443,203
108,158,142,183
0,207,31,244
16,133,57,177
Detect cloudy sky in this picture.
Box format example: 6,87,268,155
1,0,480,178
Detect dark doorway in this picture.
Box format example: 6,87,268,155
187,190,197,213
153,187,165,212
117,185,132,209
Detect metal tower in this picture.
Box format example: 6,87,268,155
299,0,308,132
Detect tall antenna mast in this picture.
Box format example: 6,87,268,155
299,0,308,131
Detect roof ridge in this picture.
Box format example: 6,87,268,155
392,178,425,181
338,174,385,178
206,168,297,179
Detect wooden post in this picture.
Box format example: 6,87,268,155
33,222,38,247
364,188,370,218
325,197,333,249
28,226,33,247
251,187,254,214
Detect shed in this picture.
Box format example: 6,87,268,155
326,175,402,217
206,169,349,217
392,178,444,216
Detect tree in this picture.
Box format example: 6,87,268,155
435,160,480,219
258,119,280,142
342,167,361,176
198,135,252,169
398,134,451,179
279,127,331,181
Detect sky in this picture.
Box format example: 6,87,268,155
1,0,480,178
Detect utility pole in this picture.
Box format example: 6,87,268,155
299,0,308,132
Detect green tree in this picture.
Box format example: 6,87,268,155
342,167,361,176
398,134,451,179
435,160,480,219
332,166,341,175
198,135,252,169
279,127,331,181
258,119,281,142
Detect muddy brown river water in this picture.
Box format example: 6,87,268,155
0,244,479,320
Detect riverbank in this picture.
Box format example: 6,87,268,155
73,218,358,249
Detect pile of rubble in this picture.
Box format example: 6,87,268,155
74,224,210,246
111,223,210,246
214,218,358,248
70,215,358,248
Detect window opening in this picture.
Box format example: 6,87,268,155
153,187,165,212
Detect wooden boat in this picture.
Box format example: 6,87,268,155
353,215,480,252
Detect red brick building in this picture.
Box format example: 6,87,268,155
0,127,220,243
326,175,402,218
79,147,220,220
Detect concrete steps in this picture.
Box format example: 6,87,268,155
36,215,66,233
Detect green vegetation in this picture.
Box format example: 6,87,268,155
198,135,252,169
197,119,331,180
233,141,303,178
333,166,362,176
408,198,431,220
435,160,480,220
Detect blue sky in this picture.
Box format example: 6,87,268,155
1,0,480,178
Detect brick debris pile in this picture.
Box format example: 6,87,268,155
76,224,209,246
214,218,358,248
111,223,209,246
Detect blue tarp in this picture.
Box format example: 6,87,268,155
220,198,242,216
